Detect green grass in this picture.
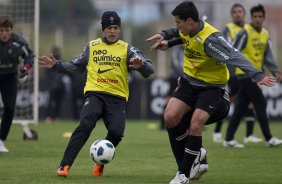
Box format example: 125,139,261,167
0,120,282,184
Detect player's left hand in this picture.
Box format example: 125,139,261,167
18,69,29,83
257,75,276,88
129,57,144,69
154,40,169,51
146,34,166,51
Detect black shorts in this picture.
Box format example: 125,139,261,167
182,97,230,125
168,77,179,95
173,77,230,124
228,76,239,97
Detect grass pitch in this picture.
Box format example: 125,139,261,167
0,120,282,184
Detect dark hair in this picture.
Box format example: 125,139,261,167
101,11,121,30
0,15,13,28
171,1,199,22
250,4,265,17
231,3,245,14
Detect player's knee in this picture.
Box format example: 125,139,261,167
75,123,92,137
78,118,96,135
164,113,181,128
189,123,203,135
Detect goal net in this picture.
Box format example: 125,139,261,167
0,0,39,126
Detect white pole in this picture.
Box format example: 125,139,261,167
157,51,166,77
33,0,40,123
55,27,63,48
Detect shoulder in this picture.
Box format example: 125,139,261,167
89,38,102,47
225,22,234,28
262,27,269,35
204,22,220,32
236,28,247,37
10,32,28,45
205,32,224,43
200,22,220,41
116,39,129,47
222,25,229,32
224,22,237,33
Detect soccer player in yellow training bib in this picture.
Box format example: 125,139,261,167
38,11,154,178
146,1,276,184
213,3,262,145
224,4,282,148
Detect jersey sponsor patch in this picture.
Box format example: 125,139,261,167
84,99,90,106
196,36,202,43
208,43,230,60
97,78,118,83
92,41,100,46
12,42,20,47
97,68,114,74
117,43,126,46
218,36,238,51
93,49,121,65
130,47,137,54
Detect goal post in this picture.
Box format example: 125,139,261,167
0,0,40,131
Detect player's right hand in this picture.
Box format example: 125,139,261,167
257,75,276,88
145,33,164,42
38,54,57,68
145,34,165,51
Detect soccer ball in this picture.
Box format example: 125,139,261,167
90,139,115,164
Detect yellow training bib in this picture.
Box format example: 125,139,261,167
180,22,229,85
236,24,268,75
84,38,130,100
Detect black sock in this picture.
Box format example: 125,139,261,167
167,121,189,171
214,120,224,133
160,114,166,130
245,109,255,137
181,135,202,178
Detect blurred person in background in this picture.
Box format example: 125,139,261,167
213,3,262,144
38,11,154,178
69,71,86,120
0,15,34,152
44,46,66,123
146,1,276,183
224,4,282,148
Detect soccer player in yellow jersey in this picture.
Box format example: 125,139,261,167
38,11,154,178
146,1,276,184
224,4,282,148
213,3,262,144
